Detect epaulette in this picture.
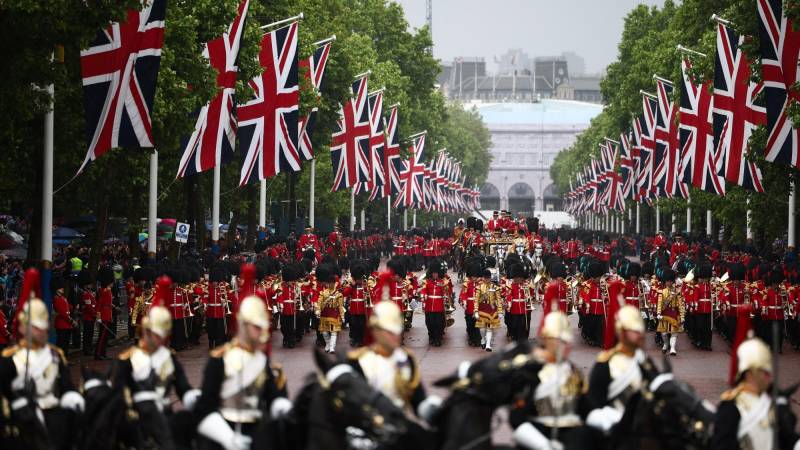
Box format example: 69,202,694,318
117,346,135,360
1,345,19,358
595,347,619,363
49,344,67,364
720,385,743,402
346,346,369,360
270,362,287,390
210,342,232,358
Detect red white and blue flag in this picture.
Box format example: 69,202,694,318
79,0,166,173
177,0,249,178
713,22,765,192
394,133,426,209
238,21,299,186
298,39,333,160
758,0,800,168
330,75,371,191
357,90,386,197
653,78,687,198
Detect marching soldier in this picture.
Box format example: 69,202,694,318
786,269,800,350
0,271,85,450
510,311,592,450
656,268,685,356
459,259,483,347
580,261,606,347
194,294,292,450
754,266,786,351
168,270,188,351
314,263,346,354
52,275,74,353
204,266,231,349
342,261,371,347
505,262,533,342
692,264,715,351
95,267,115,360
711,338,800,450
585,305,654,438
275,262,303,348
345,301,441,423
419,259,452,347
475,268,504,351
542,260,569,320
385,257,413,333
79,271,96,356
720,263,747,343
113,275,201,449
621,262,642,309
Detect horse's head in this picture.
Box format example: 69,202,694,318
646,356,716,433
81,366,112,401
312,348,411,445
434,341,541,406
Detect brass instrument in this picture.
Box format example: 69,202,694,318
130,289,153,326
365,276,376,309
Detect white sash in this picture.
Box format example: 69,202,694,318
737,393,771,440
607,358,640,401
220,351,266,400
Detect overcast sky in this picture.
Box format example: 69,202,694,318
394,0,666,75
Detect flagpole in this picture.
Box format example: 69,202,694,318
212,163,220,244
746,197,753,240
350,188,355,232
686,193,692,234
789,183,796,247
671,213,676,234
621,211,626,235
259,179,266,228
42,81,54,265
413,210,417,228
148,150,158,258
706,210,713,238
387,195,391,230
636,202,641,234
309,159,316,228
360,209,365,231
259,12,304,30
656,203,661,232
404,209,408,231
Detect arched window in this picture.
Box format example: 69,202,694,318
507,182,535,214
480,183,500,211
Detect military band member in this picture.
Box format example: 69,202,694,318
275,262,304,348
460,260,483,347
314,263,346,354
542,261,569,319
0,278,85,450
194,295,291,450
113,275,201,449
168,271,189,352
95,267,115,360
786,270,800,350
342,261,371,347
420,260,452,347
505,263,533,342
52,276,74,353
79,271,96,356
692,264,715,351
205,266,231,349
345,301,441,422
711,338,800,450
585,305,654,437
580,261,606,347
510,311,591,450
755,267,786,351
621,263,641,309
655,269,685,356
476,268,504,352
721,263,747,343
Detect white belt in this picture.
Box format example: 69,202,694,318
221,408,262,423
351,299,365,302
206,303,222,307
590,299,604,303
767,306,782,309
512,299,526,302
427,295,444,298
133,390,162,404
698,299,711,302
625,297,639,300
534,413,582,428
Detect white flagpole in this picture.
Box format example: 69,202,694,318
212,163,220,243
706,210,712,237
413,210,417,228
636,202,641,234
404,209,408,231
360,209,365,231
686,193,692,234
42,81,54,264
671,213,676,233
789,183,796,247
746,198,753,240
309,159,316,228
259,179,266,228
148,150,158,256
350,188,355,232
621,212,626,235
656,203,661,232
387,195,391,229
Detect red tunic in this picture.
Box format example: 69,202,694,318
459,280,477,314
693,282,713,314
342,282,369,315
420,278,451,313
203,283,227,319
53,294,73,330
276,282,301,316
759,288,785,320
580,280,606,316
682,284,696,314
543,280,568,314
81,290,96,321
721,283,747,317
505,281,531,315
97,287,113,322
0,311,8,344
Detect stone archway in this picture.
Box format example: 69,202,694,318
481,183,500,211
508,182,535,214
543,183,562,211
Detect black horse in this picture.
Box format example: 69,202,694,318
609,356,716,450
79,366,135,450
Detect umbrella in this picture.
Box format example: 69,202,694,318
0,228,24,250
53,227,85,239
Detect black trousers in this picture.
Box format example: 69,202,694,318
281,313,296,346
56,329,71,353
206,317,226,349
349,314,366,346
465,313,480,345
82,320,95,355
171,318,186,350
189,315,203,344
694,313,712,349
94,321,110,358
507,313,528,342
425,312,445,344
787,318,800,348
583,314,603,347
726,316,737,343
757,319,784,351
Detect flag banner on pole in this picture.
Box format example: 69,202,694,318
394,133,426,209
365,90,386,192
679,58,725,195
758,0,800,168
298,39,333,161
653,78,681,198
713,21,765,192
79,0,166,173
620,131,635,201
632,115,652,202
177,0,249,178
238,21,300,186
641,94,659,198
331,75,371,191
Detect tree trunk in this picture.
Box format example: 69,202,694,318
245,183,257,251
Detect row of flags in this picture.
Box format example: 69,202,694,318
565,1,799,215
77,0,479,214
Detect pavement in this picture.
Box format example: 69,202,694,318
69,269,800,445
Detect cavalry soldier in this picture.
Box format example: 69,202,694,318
504,262,533,342
1,273,85,450
580,261,607,347
342,261,372,347
204,266,231,350
656,268,685,356
297,226,321,261
475,268,504,352
720,263,747,343
510,311,591,450
692,264,715,351
314,263,346,354
419,259,452,347
95,267,115,360
194,294,291,450
113,275,201,449
754,267,786,351
345,301,441,423
585,305,654,438
712,338,800,450
275,262,304,348
459,259,483,347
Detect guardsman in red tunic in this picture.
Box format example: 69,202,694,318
297,226,321,261
542,262,569,318
79,272,96,356
755,266,786,351
579,261,606,347
680,268,697,345
720,263,747,343
420,260,451,347
622,263,642,309
168,271,188,351
692,264,714,350
384,257,413,336
342,261,371,347
460,259,483,347
204,266,230,349
504,262,533,342
52,276,73,352
95,267,115,360
125,275,137,342
275,262,304,348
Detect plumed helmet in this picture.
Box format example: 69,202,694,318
77,270,94,288
51,275,65,291
386,258,407,278
540,311,573,343
18,298,49,331
369,301,403,335
98,266,115,286
769,267,784,285
238,295,270,343
143,277,172,338
547,261,567,279
736,338,771,378
210,265,228,283
474,219,484,232
350,261,368,280
526,217,539,235
615,305,645,334
587,261,604,279
465,258,484,278
625,262,641,278
282,262,303,282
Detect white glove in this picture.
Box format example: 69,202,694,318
181,389,201,411
499,313,505,320
60,391,85,412
513,422,555,450
586,406,623,435
473,312,479,320
198,412,252,450
270,397,292,420
416,395,443,424
657,314,663,320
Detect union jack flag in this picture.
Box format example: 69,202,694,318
298,39,333,160
653,78,683,198
758,0,800,168
177,0,249,178
370,104,404,200
330,75,371,192
238,21,299,186
638,94,658,199
394,133,426,209
679,58,725,196
619,131,636,200
713,22,765,192
79,0,166,173
359,90,386,196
